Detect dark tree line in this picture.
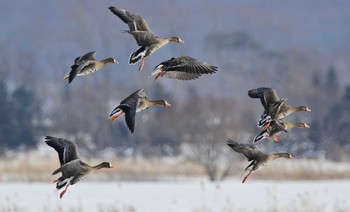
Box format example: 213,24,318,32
0,78,44,151
307,66,350,160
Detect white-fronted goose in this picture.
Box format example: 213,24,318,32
108,6,184,72
227,140,292,183
248,87,311,129
45,136,114,198
253,119,310,143
63,51,118,83
149,56,218,81
109,89,171,133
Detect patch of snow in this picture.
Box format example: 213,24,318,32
0,180,349,211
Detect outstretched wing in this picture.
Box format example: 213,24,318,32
248,87,280,112
164,56,218,74
68,61,94,83
79,51,96,62
120,103,137,133
227,140,261,161
44,136,79,165
109,6,152,32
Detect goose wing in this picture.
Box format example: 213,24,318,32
118,89,144,133
78,51,96,62
109,6,152,32
163,56,218,74
124,30,158,46
45,136,79,165
248,87,281,111
118,102,137,133
68,60,95,83
227,140,262,161
154,56,218,80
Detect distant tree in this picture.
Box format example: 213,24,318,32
0,79,13,152
312,72,321,88
178,96,240,181
324,65,340,99
205,31,260,50
9,86,42,149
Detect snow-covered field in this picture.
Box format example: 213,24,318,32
1,179,349,212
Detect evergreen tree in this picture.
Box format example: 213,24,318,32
325,65,339,98
0,79,13,152
312,72,321,88
9,86,42,149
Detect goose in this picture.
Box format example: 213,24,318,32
150,56,218,81
44,136,113,198
108,6,184,72
227,140,292,183
63,51,118,83
253,119,310,143
248,87,311,130
109,89,171,133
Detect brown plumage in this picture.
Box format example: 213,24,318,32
45,136,113,198
108,6,184,71
227,140,292,183
150,56,218,81
253,119,310,143
109,89,171,133
63,51,118,83
248,87,311,130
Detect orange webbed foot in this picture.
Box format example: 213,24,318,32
59,183,70,199
262,122,271,130
273,137,282,141
242,170,253,184
138,57,145,72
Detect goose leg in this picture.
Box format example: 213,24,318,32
242,170,253,183
63,74,69,81
262,122,271,130
154,73,163,83
273,137,282,141
109,111,124,122
53,179,59,183
267,136,281,141
59,183,70,199
138,57,145,72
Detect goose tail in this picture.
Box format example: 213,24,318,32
129,46,147,65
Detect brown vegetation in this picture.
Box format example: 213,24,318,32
1,153,350,182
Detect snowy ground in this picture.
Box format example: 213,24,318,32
1,179,349,212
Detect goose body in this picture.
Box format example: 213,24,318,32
248,87,311,129
109,89,171,133
227,140,292,183
253,119,310,143
150,56,218,81
45,136,113,198
64,51,118,83
108,6,184,71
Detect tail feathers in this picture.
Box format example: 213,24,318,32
57,181,67,190
253,131,268,143
258,115,271,128
55,176,70,190
110,107,122,117
109,107,124,122
129,46,147,65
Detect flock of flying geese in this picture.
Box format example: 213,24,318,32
44,6,311,198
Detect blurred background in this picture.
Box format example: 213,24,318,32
1,0,350,211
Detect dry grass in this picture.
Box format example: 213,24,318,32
246,159,350,181
1,152,350,182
